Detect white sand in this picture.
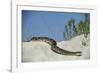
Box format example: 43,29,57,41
22,35,90,62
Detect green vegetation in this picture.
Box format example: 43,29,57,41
63,14,90,47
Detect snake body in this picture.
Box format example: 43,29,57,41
30,37,82,56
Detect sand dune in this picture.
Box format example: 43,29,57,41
22,35,90,62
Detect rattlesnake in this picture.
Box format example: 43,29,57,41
30,37,82,56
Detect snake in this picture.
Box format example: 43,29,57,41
29,37,82,56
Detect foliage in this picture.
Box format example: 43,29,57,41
81,36,89,47
63,32,67,40
63,13,90,47
78,20,89,36
63,18,77,40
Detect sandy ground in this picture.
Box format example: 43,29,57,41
22,35,90,62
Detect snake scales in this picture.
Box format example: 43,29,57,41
29,37,82,56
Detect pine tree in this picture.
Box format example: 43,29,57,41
65,25,69,40
68,19,73,38
84,13,90,25
68,19,76,38
63,32,67,40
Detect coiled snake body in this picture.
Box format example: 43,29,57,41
30,37,82,56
